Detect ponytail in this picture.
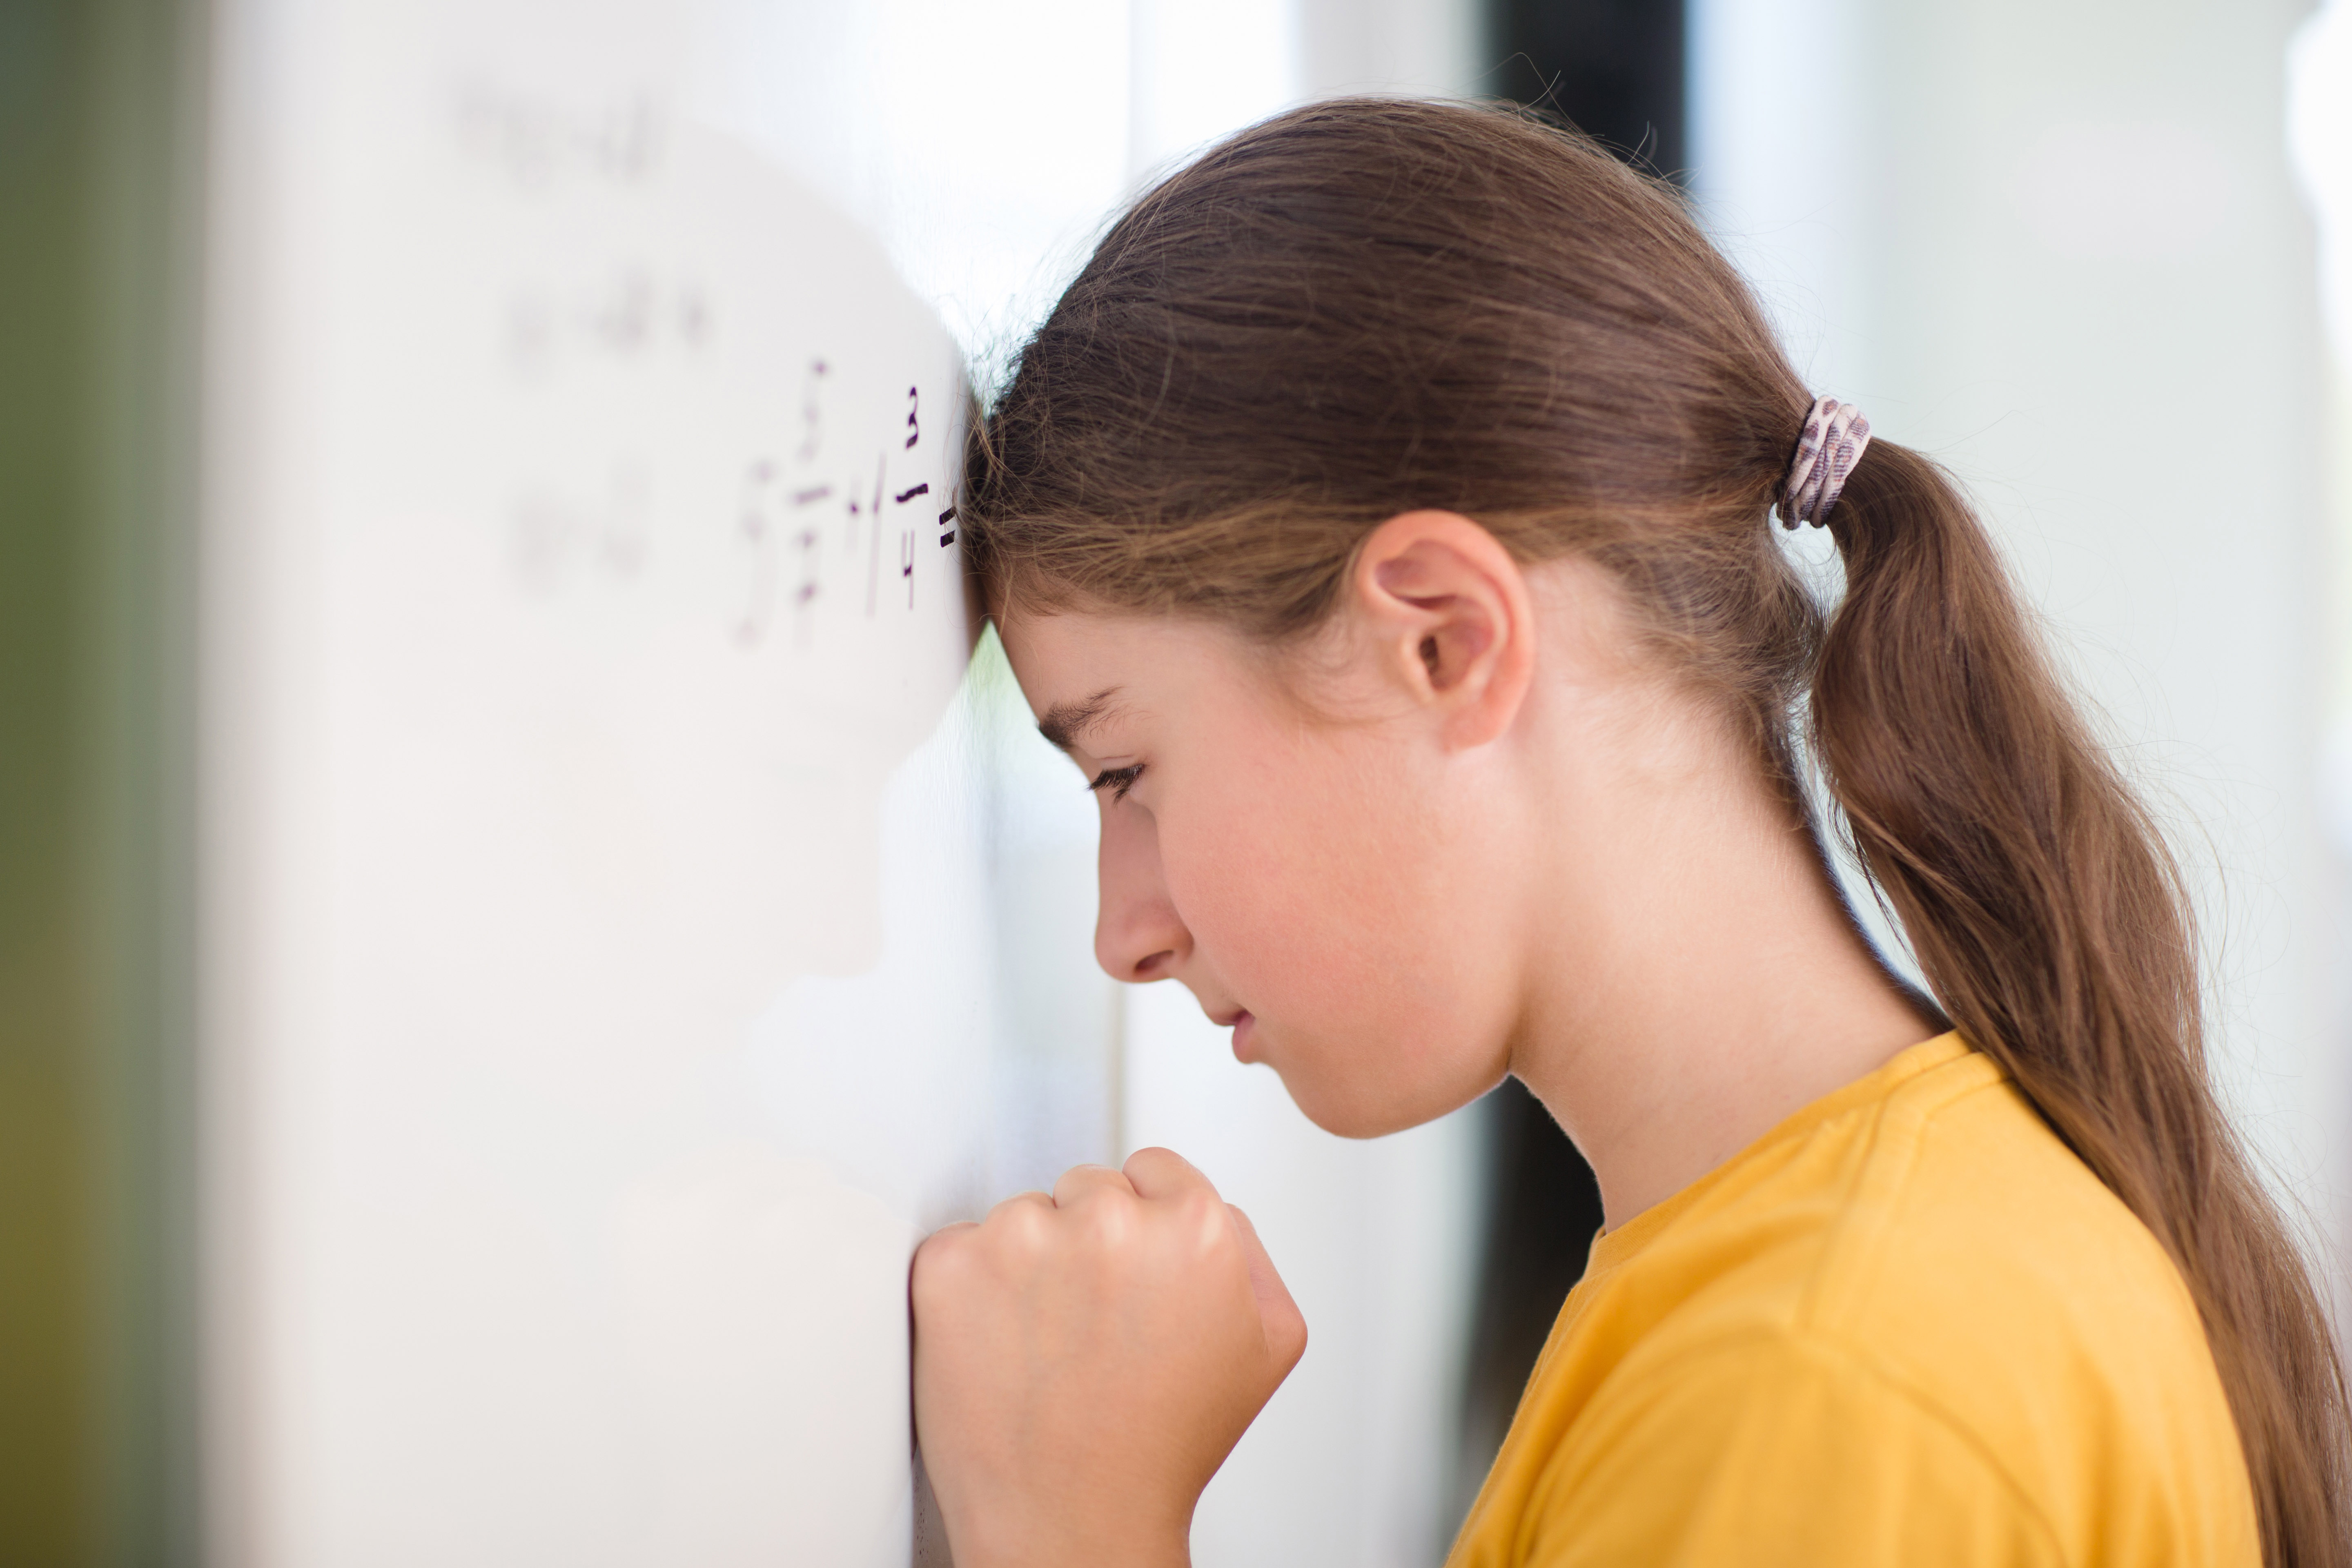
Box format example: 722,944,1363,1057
1814,441,2351,1567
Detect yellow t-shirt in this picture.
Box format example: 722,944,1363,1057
1446,1033,2259,1567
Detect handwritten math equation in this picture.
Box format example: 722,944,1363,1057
731,361,957,648
457,77,959,650
503,359,958,647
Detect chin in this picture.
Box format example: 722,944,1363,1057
1271,1062,1475,1141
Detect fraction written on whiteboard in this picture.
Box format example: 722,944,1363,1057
519,360,956,648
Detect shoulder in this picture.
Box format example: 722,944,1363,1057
1523,1322,2065,1567
1817,1067,2243,1516
1547,1056,2256,1566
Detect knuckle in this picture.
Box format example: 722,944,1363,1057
992,1197,1055,1259
1075,1192,1135,1251
986,1190,1050,1225
1052,1161,1116,1198
1175,1189,1227,1247
913,1222,970,1266
909,1229,973,1311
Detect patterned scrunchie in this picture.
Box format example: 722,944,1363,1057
1779,396,1872,529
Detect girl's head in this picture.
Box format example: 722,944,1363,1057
980,98,1831,1134
964,99,2346,1561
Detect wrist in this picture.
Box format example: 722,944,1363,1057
945,1499,1192,1568
956,1534,1189,1568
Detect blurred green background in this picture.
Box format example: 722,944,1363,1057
1,1,200,1561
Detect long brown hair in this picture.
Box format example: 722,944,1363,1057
963,98,2348,1564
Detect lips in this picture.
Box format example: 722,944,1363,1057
1228,1010,1257,1062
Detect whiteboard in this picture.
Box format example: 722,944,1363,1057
200,3,1074,1563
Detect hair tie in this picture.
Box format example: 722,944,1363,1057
1780,396,1872,529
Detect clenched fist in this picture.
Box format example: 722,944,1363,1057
910,1147,1308,1568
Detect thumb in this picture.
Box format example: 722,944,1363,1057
1226,1205,1307,1375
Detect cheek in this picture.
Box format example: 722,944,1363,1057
1156,729,1486,1082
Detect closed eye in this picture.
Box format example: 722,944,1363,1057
1086,764,1144,802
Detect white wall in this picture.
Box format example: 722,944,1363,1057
200,3,1060,1557
1693,0,2344,1261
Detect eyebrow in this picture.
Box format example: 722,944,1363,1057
1037,686,1123,754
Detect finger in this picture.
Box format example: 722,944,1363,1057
984,1189,1055,1224
909,1221,978,1311
911,1218,978,1273
920,1218,979,1249
1227,1205,1308,1371
1121,1145,1221,1202
1051,1162,1137,1207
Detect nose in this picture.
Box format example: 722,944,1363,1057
1093,796,1191,983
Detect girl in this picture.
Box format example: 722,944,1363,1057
909,99,2350,1566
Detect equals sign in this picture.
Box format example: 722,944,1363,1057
937,506,957,546
791,484,833,506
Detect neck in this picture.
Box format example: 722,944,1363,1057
1508,705,1937,1231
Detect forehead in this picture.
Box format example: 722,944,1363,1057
994,609,1257,736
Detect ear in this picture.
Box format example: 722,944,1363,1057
1348,511,1536,751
